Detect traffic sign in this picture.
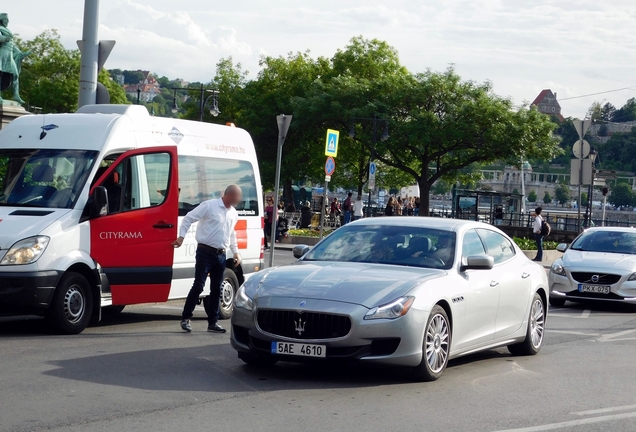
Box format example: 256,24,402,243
573,119,592,139
325,175,331,182
368,162,377,190
325,156,336,176
572,139,590,159
325,129,340,157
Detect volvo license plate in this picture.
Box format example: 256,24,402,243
578,284,611,294
271,341,326,358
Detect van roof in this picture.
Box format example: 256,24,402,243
0,105,256,158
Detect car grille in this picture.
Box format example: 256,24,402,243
256,309,352,340
570,272,622,285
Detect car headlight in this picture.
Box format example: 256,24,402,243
235,285,253,311
364,296,415,320
551,261,566,276
628,273,636,281
0,236,50,265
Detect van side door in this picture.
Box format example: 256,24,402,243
89,146,178,305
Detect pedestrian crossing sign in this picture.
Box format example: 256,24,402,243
325,129,339,157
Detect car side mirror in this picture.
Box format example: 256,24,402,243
460,255,494,272
90,186,109,218
556,243,568,253
293,244,310,259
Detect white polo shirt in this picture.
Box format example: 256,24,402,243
533,215,543,234
179,198,239,255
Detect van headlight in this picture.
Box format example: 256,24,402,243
0,236,50,265
364,296,415,320
235,285,253,311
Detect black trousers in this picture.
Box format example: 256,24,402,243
182,247,226,325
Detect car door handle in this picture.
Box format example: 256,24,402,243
490,280,499,287
522,272,530,279
153,222,174,229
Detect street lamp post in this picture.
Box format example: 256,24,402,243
349,115,389,217
168,85,220,121
136,86,141,105
585,149,598,228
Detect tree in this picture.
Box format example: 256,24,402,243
433,180,451,195
15,30,129,112
527,190,537,203
122,70,145,85
609,183,635,207
370,67,561,215
555,183,570,206
612,98,636,123
543,191,552,204
581,192,588,205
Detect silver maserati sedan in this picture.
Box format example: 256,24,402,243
231,218,548,381
549,227,636,306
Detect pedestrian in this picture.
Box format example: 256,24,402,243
353,194,364,220
276,212,289,242
414,197,420,216
172,185,243,333
494,205,504,226
532,206,544,262
263,196,274,250
407,197,414,216
395,197,403,216
385,197,395,216
343,192,353,225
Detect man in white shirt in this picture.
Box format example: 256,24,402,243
172,185,242,333
532,207,544,262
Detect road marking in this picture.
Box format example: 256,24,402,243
549,309,591,319
598,328,636,342
492,410,636,431
572,404,636,416
549,330,599,337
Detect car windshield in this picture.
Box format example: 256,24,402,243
303,224,456,269
0,149,98,209
570,230,636,255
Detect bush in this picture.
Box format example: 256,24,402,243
513,237,559,250
288,229,334,238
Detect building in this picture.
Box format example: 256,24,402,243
124,71,161,103
531,89,564,121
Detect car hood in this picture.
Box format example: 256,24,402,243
0,207,69,249
563,250,636,272
252,261,446,308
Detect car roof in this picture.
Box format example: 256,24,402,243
582,227,636,234
348,216,489,233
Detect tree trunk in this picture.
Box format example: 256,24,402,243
418,177,431,216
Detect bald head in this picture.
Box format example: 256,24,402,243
223,185,242,208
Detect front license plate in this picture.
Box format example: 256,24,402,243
578,284,611,294
271,341,326,358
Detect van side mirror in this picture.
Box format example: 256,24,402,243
293,245,310,259
556,243,568,253
91,186,109,217
460,255,494,272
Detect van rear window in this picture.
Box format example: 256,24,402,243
178,156,259,216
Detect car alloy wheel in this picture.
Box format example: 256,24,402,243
425,312,450,374
529,297,545,349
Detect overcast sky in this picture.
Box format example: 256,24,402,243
7,0,636,118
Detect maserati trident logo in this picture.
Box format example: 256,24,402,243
591,275,600,283
294,316,306,336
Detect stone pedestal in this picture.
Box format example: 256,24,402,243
0,100,31,129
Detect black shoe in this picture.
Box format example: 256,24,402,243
207,323,227,333
532,258,542,262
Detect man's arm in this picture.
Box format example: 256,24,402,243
229,218,241,265
172,203,207,247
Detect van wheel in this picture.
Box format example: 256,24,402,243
46,272,93,335
204,269,240,320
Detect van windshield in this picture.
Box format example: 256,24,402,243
0,149,98,209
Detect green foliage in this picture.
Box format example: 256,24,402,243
612,98,636,122
609,183,635,207
580,192,588,205
512,237,559,251
527,190,537,203
543,191,552,204
433,180,452,195
16,30,130,113
288,228,333,238
555,183,570,206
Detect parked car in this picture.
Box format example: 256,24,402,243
549,227,636,306
231,217,548,381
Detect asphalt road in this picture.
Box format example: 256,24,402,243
2,250,636,432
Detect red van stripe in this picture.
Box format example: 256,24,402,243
235,219,248,250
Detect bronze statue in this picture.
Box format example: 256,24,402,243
0,13,29,105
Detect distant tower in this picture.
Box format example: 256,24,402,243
531,89,564,121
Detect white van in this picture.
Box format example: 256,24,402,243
0,105,264,334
